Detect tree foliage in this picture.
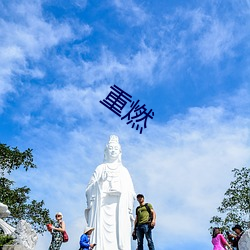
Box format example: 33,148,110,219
0,144,36,175
210,167,250,232
0,234,14,246
0,143,52,233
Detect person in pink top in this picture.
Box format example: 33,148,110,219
212,227,232,250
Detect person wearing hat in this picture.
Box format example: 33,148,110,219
48,212,66,250
231,225,244,250
133,194,156,250
79,227,96,250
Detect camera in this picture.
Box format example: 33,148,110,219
132,231,137,240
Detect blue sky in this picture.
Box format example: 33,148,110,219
1,0,250,249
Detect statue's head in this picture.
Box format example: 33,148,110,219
104,135,122,163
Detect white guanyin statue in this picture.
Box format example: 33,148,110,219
0,202,15,235
85,135,136,250
0,202,38,250
13,220,38,250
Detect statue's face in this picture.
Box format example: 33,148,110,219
107,142,121,160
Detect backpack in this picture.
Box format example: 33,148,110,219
136,203,154,229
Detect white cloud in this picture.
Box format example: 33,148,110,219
159,7,240,67
0,1,74,110
73,0,87,9
112,0,148,26
0,2,73,58
189,8,210,33
222,84,250,115
81,45,158,88
196,20,235,63
48,84,108,120
0,45,25,110
81,48,127,85
126,42,158,85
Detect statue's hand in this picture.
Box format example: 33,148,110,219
88,201,93,208
86,195,95,208
129,213,135,222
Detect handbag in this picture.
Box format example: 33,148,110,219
46,224,52,232
62,231,69,242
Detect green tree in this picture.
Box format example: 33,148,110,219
210,167,250,232
0,143,52,233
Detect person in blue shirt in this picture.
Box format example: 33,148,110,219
79,227,96,250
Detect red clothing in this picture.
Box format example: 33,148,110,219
212,234,227,250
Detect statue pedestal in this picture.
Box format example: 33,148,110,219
1,245,26,250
